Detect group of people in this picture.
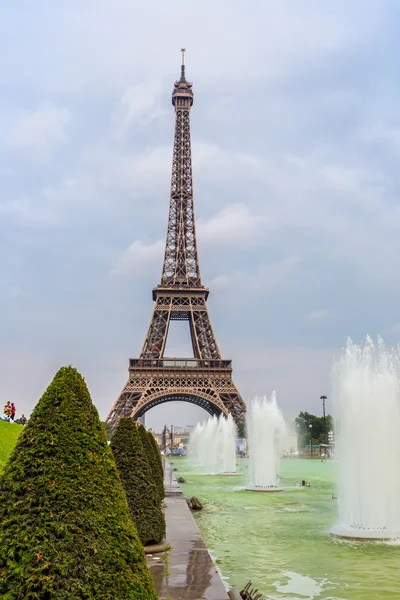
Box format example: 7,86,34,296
2,401,26,425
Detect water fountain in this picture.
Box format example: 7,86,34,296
331,336,400,540
190,414,238,475
217,414,238,475
246,393,286,492
191,417,219,473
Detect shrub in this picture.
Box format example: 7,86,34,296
138,425,164,501
111,418,165,546
147,430,165,500
0,366,157,600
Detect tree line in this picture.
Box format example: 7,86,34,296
295,410,334,448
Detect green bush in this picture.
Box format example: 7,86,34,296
138,425,164,502
147,430,165,501
0,366,157,600
111,419,165,546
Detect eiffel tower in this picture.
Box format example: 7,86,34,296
106,51,246,430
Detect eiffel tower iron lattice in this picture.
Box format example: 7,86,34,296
106,51,246,430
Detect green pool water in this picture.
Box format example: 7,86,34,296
175,458,400,599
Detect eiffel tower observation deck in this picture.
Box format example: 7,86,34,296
106,51,246,430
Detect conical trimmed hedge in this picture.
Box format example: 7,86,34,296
111,418,165,546
147,430,165,500
0,366,157,600
138,425,164,501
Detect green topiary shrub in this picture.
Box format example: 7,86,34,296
0,366,157,600
111,418,165,546
138,425,164,502
147,430,165,500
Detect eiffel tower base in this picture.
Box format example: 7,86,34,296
107,358,246,431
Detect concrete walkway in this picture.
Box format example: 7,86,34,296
146,462,229,600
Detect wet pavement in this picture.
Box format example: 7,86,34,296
146,462,229,600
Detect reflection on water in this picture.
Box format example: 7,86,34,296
176,458,400,599
148,539,212,599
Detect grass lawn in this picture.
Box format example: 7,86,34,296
0,420,22,474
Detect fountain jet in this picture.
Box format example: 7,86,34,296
246,393,286,492
331,336,400,540
190,414,238,474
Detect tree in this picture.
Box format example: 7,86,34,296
295,411,334,448
237,419,247,438
111,418,165,546
162,425,167,450
138,425,164,501
0,366,157,600
147,430,165,501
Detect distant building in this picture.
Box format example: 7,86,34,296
151,426,192,449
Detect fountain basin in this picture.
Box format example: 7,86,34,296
246,486,283,493
330,525,400,541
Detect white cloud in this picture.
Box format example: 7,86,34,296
130,146,171,181
5,1,379,94
197,204,266,247
113,80,168,137
34,144,172,221
84,145,172,192
111,239,164,275
207,256,300,297
193,142,264,185
306,309,334,322
8,102,70,160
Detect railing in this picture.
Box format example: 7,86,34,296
129,358,232,370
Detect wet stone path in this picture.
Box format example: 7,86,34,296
146,462,229,600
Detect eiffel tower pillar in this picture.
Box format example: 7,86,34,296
107,51,246,431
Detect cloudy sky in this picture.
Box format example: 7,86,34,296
1,1,400,429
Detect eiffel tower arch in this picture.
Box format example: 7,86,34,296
106,51,246,430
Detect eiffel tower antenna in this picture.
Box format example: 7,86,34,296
181,48,186,79
106,52,246,430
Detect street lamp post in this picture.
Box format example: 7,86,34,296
320,395,327,447
309,424,313,459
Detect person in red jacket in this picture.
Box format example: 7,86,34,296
10,403,16,421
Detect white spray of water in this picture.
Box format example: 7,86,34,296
332,336,400,539
247,393,286,489
218,414,237,473
190,414,237,474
